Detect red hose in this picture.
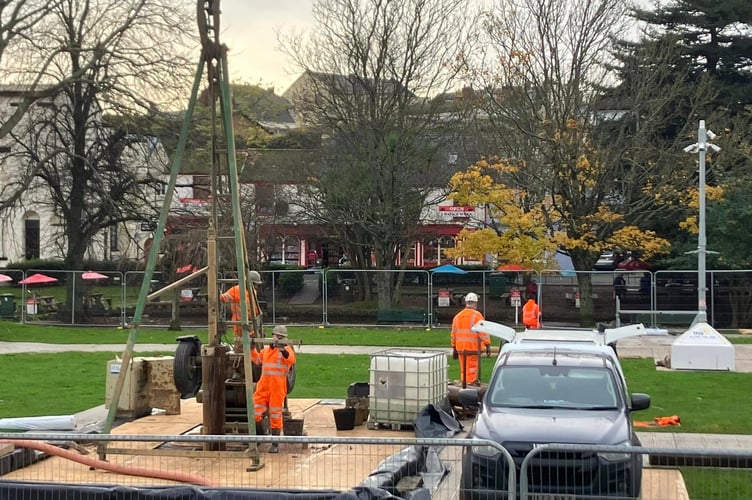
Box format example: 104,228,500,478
0,439,216,487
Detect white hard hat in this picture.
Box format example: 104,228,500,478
465,292,479,303
272,325,288,338
248,270,262,284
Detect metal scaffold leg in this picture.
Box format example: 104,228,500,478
100,0,266,470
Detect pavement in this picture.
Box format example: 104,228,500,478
3,333,752,369
287,274,321,305
3,334,752,452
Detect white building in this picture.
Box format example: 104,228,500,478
0,85,171,267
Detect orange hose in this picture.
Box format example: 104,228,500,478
0,439,216,487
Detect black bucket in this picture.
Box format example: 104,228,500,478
283,418,305,436
333,408,356,431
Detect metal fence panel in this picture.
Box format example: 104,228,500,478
2,433,752,499
6,268,752,330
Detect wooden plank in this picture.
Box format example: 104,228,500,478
642,469,690,500
0,442,14,456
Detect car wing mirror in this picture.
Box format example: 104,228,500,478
630,393,651,411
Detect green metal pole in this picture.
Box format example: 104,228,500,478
102,55,207,437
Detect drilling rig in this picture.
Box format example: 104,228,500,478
100,0,285,470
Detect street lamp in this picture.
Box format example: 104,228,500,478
683,120,720,325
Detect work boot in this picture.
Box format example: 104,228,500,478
255,420,267,436
269,428,280,454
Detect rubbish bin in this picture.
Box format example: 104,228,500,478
489,274,507,298
0,293,16,319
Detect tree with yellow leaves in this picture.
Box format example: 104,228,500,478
449,0,701,324
445,158,556,272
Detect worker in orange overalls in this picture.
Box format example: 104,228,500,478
522,298,541,329
220,270,263,351
451,292,490,386
253,325,296,453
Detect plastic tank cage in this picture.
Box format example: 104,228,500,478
369,348,448,427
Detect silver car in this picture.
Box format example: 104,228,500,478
459,323,650,499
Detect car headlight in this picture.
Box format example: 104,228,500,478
472,443,502,458
599,441,632,462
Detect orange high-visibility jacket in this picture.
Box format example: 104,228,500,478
522,299,540,328
219,285,261,317
451,307,489,353
252,345,296,429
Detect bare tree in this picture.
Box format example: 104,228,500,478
280,0,471,309
0,0,68,140
0,0,196,318
460,0,717,324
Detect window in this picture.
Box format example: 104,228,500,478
269,236,299,265
193,175,210,201
110,224,119,252
25,219,40,260
255,184,275,216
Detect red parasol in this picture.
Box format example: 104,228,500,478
18,273,58,285
0,273,12,283
82,271,109,280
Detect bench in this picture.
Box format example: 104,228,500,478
626,310,696,326
377,309,432,325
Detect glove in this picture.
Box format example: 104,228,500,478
452,348,458,360
486,344,491,357
280,348,289,359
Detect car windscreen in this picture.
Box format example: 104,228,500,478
488,366,619,409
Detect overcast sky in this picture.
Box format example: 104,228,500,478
219,1,315,93
217,0,645,94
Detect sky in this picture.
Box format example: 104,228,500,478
216,0,645,95
219,1,316,94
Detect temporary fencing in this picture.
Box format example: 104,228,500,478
1,432,752,499
10,268,752,330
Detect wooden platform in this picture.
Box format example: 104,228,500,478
0,400,690,497
0,398,405,490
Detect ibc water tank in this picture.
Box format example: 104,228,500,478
369,348,447,425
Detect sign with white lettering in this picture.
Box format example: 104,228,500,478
438,205,476,213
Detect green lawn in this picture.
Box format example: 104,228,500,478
1,322,751,435
0,322,452,346
1,322,747,499
1,349,750,436
4,321,752,346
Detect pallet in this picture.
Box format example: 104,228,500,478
366,421,414,431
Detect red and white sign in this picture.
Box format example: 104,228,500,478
437,289,451,307
179,197,208,205
510,288,521,307
438,205,476,213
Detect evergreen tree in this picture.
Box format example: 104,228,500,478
632,0,752,112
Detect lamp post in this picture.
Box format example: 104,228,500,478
683,120,720,325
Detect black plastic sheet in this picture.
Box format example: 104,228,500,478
413,400,462,438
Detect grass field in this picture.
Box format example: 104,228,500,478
1,322,751,434
0,323,453,346
1,323,749,499
4,321,752,346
